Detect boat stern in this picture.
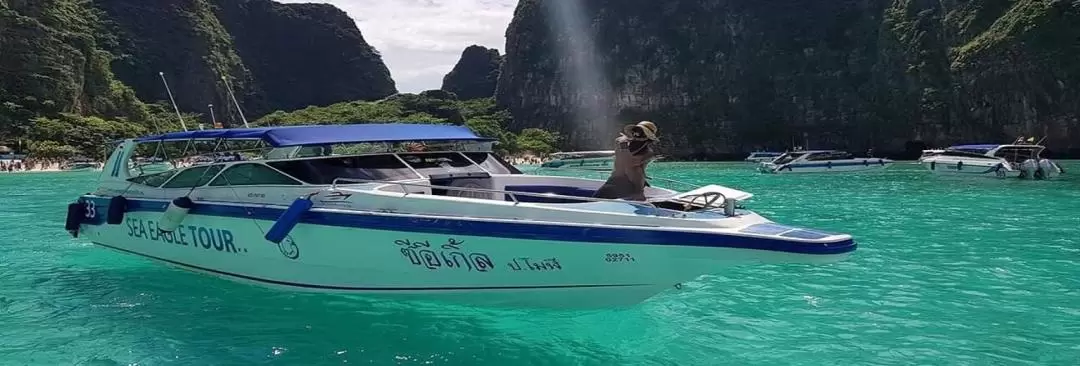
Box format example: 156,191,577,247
64,194,110,238
99,139,138,183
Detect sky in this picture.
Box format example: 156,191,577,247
278,0,517,93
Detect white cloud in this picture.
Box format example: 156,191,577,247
276,0,516,93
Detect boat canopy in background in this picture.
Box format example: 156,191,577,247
134,123,493,147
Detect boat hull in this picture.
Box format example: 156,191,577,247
921,158,1063,179
744,152,783,163
745,157,779,163
921,160,1016,178
760,159,893,174
74,196,854,308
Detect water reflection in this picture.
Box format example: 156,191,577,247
27,262,642,364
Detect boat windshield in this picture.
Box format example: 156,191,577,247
804,151,853,161
267,151,519,184
938,150,991,159
773,152,806,164
121,137,519,187
993,146,1044,163
946,145,998,156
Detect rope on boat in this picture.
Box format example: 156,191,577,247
211,164,309,260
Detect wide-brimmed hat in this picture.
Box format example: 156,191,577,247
622,121,658,141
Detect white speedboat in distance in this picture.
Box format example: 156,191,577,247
540,150,615,171
917,149,945,163
919,143,1064,179
61,160,101,171
65,124,855,309
759,150,893,174
744,151,783,163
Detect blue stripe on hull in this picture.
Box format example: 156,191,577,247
781,161,891,169
93,242,648,291
78,196,856,255
924,164,1009,176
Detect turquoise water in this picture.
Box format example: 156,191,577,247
2,163,1079,365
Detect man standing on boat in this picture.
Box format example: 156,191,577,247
593,121,659,201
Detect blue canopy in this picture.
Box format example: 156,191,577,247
947,144,1000,152
134,123,493,147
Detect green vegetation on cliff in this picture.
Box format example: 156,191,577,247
0,0,162,159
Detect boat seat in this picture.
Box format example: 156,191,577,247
428,172,493,200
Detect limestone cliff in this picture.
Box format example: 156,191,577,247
0,0,149,137
0,0,398,156
95,0,257,123
214,0,397,113
496,0,1080,157
95,0,396,124
442,45,503,100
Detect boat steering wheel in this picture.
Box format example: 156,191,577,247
684,191,725,210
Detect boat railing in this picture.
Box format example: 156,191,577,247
329,177,674,209
525,166,743,214
329,177,737,216
531,166,703,192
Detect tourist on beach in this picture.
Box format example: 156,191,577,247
593,121,659,201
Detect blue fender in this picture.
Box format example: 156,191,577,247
265,196,314,244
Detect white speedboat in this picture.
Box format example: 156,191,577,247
919,143,1064,179
540,150,615,171
759,150,893,174
744,151,783,163
61,160,101,171
917,149,945,163
130,157,175,174
64,124,855,308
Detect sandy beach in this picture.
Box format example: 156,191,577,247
0,160,98,174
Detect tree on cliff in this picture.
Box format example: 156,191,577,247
515,128,559,155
